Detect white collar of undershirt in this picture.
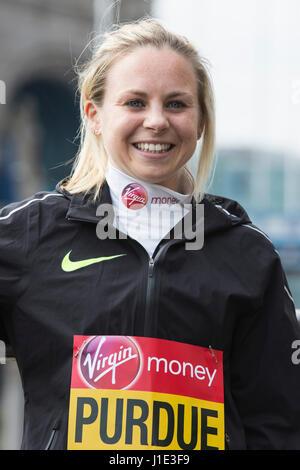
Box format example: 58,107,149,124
105,161,193,207
105,161,194,257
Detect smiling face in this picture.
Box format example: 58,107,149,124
85,45,202,191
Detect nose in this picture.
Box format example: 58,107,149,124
143,103,169,133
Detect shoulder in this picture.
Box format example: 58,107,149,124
204,193,250,220
0,190,70,266
0,190,68,224
204,192,279,259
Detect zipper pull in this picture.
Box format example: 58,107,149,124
149,258,154,277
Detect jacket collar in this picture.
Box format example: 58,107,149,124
202,194,251,235
55,179,252,235
56,179,113,224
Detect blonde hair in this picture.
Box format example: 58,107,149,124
62,17,216,201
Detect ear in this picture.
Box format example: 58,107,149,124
85,100,102,135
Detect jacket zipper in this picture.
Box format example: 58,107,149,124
44,428,57,450
143,239,183,337
144,257,155,336
67,215,188,336
44,418,61,450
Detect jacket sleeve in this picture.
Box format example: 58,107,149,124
0,200,32,351
230,249,300,449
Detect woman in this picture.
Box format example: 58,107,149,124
0,18,300,451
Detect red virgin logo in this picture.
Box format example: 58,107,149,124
121,183,148,210
78,336,141,389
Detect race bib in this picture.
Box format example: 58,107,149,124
67,336,224,450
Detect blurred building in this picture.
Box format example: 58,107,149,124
207,147,300,307
0,0,93,204
0,0,152,205
0,0,152,450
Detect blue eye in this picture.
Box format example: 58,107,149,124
167,101,185,109
126,99,144,108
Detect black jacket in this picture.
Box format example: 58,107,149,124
0,180,300,450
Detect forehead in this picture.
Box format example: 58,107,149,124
105,46,198,96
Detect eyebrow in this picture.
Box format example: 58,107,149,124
119,89,195,100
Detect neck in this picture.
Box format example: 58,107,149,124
106,161,194,200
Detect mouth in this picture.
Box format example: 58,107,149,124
133,142,175,154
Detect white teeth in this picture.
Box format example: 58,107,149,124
135,142,172,153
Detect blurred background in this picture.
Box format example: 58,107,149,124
0,0,299,449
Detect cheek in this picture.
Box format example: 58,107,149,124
172,110,199,134
175,118,199,142
114,116,142,143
